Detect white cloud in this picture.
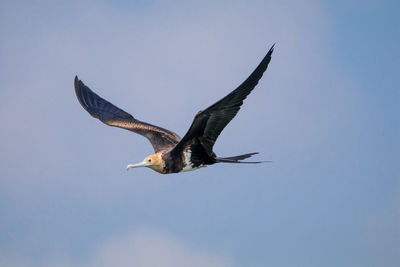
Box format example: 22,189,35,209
1,229,232,267
87,229,232,267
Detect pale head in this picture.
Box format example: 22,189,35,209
126,152,164,173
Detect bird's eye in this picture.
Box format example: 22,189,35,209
148,159,152,162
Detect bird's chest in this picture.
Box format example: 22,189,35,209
162,150,200,173
180,150,200,172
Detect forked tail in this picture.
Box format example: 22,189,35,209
216,152,271,164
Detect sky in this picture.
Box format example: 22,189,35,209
0,0,399,266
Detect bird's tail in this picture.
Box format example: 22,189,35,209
216,152,271,164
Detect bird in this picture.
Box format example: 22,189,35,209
74,44,274,174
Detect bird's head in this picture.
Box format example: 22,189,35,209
126,152,164,173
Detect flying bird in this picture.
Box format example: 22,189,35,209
74,44,274,174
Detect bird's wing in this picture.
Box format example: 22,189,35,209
171,44,274,157
74,76,181,152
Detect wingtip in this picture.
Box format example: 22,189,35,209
74,75,80,88
269,43,275,54
74,75,86,91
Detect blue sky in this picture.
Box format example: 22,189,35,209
0,0,399,266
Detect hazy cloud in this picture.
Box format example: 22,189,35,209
1,229,232,267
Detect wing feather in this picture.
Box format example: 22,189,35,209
74,76,180,152
172,44,274,156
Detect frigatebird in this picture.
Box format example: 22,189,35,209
74,44,274,174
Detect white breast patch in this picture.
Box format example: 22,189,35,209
180,150,199,172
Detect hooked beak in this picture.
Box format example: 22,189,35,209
126,161,147,171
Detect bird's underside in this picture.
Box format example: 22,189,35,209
74,44,274,174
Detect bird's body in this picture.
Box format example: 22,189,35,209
74,45,274,174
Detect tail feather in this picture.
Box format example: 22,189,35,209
216,152,271,164
222,152,259,161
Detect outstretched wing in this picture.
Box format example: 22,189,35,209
74,76,181,152
171,44,274,157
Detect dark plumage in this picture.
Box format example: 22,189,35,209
75,78,181,152
74,44,274,174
